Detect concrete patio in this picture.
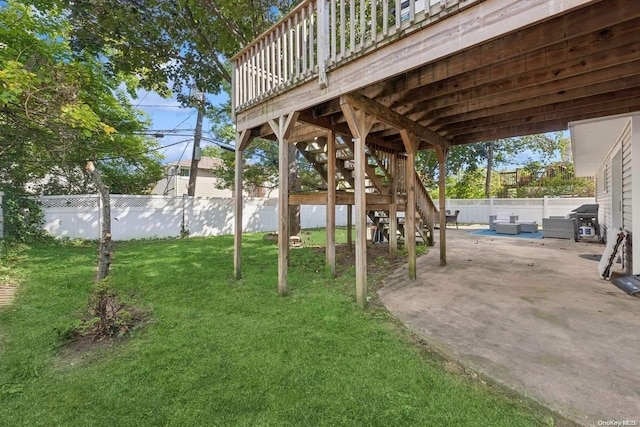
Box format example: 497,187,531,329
379,227,640,426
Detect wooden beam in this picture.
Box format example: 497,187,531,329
269,112,299,297
326,129,336,277
347,205,353,252
340,101,375,308
233,130,251,279
388,154,398,255
289,191,397,207
268,111,301,141
237,128,253,151
278,128,289,297
343,93,450,149
436,147,448,267
401,131,417,279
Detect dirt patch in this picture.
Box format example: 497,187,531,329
313,242,409,279
57,286,151,364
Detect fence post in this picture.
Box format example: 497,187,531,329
543,196,548,219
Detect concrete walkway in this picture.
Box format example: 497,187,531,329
379,228,640,426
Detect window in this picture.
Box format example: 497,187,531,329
179,167,190,177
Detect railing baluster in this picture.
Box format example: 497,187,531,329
302,7,308,75
258,39,264,97
288,18,294,81
318,0,328,87
410,0,415,23
270,32,276,90
309,2,315,71
383,0,388,36
295,12,300,79
330,0,336,63
395,0,401,29
371,0,377,42
350,0,355,52
276,27,281,88
360,0,365,49
340,0,346,58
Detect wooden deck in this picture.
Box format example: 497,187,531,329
232,0,640,305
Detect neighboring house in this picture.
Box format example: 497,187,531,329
151,157,276,198
151,157,233,198
570,113,640,275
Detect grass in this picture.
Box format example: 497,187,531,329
0,232,551,426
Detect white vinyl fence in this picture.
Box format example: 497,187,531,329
445,196,596,225
39,195,355,241
31,195,596,241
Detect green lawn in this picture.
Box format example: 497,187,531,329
0,234,549,426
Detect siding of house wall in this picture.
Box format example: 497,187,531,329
596,119,633,274
621,121,633,273
596,161,611,240
151,175,234,198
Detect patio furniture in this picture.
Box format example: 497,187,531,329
445,210,460,229
542,217,575,239
489,212,519,231
496,223,521,235
515,220,538,233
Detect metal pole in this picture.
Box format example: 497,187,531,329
187,93,205,197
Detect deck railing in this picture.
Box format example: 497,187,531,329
233,0,479,112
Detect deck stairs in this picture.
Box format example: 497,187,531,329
295,138,437,246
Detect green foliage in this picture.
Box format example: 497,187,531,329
515,162,595,197
1,188,48,243
31,0,297,94
0,1,163,196
421,132,586,198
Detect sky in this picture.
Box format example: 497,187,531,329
133,89,230,164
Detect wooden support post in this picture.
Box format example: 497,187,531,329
278,134,289,296
388,154,398,255
400,130,419,280
326,129,336,277
341,100,376,308
268,113,299,296
436,146,449,266
347,205,353,251
234,129,253,280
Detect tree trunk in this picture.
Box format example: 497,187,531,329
288,144,301,235
86,161,112,282
485,143,494,198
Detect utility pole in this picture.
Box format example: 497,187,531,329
187,92,205,196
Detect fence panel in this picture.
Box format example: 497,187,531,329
110,195,183,240
35,195,597,240
41,195,100,239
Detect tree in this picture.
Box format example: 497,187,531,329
34,0,310,230
0,0,163,196
32,0,296,95
416,132,570,198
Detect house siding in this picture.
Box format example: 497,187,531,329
596,119,633,274
621,122,633,273
596,160,612,241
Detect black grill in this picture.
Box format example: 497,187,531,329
570,204,600,241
